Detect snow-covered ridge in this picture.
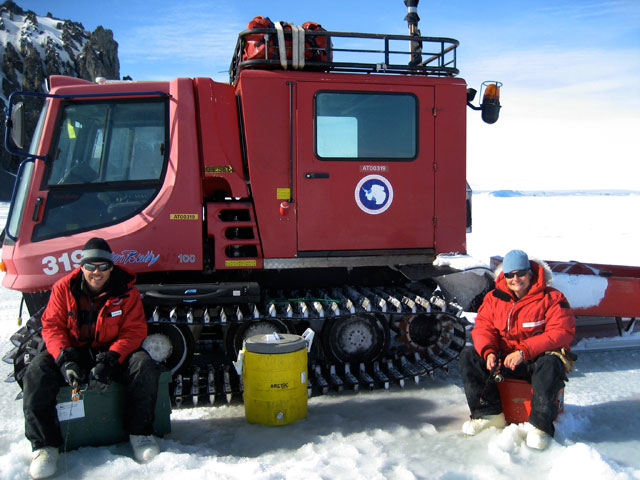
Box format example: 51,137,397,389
0,1,120,103
0,1,92,105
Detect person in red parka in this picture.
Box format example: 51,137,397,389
22,238,162,479
458,249,575,450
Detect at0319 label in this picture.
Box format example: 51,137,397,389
170,213,199,220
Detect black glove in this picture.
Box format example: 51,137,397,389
61,362,84,386
56,348,86,386
89,351,120,390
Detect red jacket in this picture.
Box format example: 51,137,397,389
41,265,147,364
471,260,575,362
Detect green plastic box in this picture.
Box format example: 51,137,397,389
56,370,172,451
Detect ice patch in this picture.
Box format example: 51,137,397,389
434,253,490,275
552,273,607,309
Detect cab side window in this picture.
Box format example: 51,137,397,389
315,91,417,160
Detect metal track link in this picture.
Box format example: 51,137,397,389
147,285,466,324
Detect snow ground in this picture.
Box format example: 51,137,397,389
1,193,640,480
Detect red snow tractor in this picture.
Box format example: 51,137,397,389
1,4,504,405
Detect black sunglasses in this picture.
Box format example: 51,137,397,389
504,269,529,279
82,263,112,272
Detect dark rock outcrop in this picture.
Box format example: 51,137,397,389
76,26,119,82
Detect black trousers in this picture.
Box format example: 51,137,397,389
23,348,162,450
458,346,566,436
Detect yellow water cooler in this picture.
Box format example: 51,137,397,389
241,333,308,426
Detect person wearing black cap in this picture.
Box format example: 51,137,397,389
458,249,576,450
22,238,162,479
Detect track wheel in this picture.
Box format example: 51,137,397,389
398,314,444,353
225,319,289,359
322,314,389,364
143,324,194,373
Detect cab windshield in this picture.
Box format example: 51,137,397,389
33,99,168,241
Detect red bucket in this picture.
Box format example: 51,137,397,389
496,378,564,424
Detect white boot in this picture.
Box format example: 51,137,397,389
29,447,58,479
524,423,552,450
462,412,507,436
130,434,160,462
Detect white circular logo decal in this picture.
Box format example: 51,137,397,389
355,175,394,215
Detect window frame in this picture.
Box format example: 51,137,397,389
313,90,419,162
31,97,169,242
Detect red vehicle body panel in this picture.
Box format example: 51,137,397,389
194,78,248,199
294,79,436,252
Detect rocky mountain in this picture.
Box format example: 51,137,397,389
0,0,120,200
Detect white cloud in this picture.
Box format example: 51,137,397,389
536,0,640,21
116,2,243,80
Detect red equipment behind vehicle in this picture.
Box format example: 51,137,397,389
1,6,503,406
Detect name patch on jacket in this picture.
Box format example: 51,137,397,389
109,310,123,317
522,319,545,328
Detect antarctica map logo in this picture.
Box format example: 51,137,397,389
355,174,394,215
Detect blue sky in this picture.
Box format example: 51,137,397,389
17,1,640,190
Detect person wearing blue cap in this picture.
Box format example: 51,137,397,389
458,249,576,450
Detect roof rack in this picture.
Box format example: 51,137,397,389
229,28,458,84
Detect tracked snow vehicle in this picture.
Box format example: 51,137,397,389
1,3,503,405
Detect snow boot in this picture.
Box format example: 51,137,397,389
462,412,506,436
523,423,551,450
29,446,58,479
130,434,160,462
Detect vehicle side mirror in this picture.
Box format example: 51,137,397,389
9,101,25,149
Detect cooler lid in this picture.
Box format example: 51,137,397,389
244,333,306,354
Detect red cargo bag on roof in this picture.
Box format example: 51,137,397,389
242,17,296,65
243,16,278,61
242,17,331,68
302,21,332,63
